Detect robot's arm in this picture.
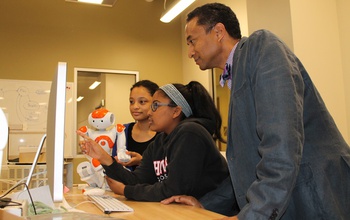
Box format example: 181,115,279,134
116,124,126,149
116,124,130,163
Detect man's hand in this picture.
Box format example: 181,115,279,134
161,195,204,208
161,195,239,220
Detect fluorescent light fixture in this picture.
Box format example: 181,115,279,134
77,96,84,102
160,0,195,23
89,81,101,90
66,0,117,7
78,0,103,4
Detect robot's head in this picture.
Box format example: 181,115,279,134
88,108,115,130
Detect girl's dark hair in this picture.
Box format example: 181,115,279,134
167,81,225,143
131,80,159,96
186,3,241,39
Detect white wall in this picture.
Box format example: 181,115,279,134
290,0,348,141
336,0,350,142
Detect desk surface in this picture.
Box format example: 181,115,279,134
64,187,225,220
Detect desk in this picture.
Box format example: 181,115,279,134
64,187,226,220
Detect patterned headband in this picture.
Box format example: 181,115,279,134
160,84,193,117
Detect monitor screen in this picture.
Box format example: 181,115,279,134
45,62,67,204
0,108,8,173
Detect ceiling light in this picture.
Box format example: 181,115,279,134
89,81,101,90
160,0,195,23
66,0,117,7
78,0,103,4
77,96,84,102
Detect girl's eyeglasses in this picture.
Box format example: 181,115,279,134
151,102,176,112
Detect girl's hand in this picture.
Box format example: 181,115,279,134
105,176,125,195
115,151,142,167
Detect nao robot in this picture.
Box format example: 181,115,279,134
77,108,130,189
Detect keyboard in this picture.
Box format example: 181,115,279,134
88,194,134,214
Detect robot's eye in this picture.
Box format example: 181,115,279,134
101,120,103,122
92,120,95,122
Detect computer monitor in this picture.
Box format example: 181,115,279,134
0,108,8,175
45,62,67,204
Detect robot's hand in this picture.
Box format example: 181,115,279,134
78,126,88,141
117,148,131,163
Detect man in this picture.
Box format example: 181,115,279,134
161,3,350,220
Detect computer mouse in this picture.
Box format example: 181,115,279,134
83,188,105,196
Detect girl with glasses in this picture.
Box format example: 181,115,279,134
78,81,228,202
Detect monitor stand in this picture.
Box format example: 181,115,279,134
25,134,46,188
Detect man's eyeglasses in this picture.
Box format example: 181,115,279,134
151,102,177,112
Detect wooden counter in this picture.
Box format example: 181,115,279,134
64,187,225,220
